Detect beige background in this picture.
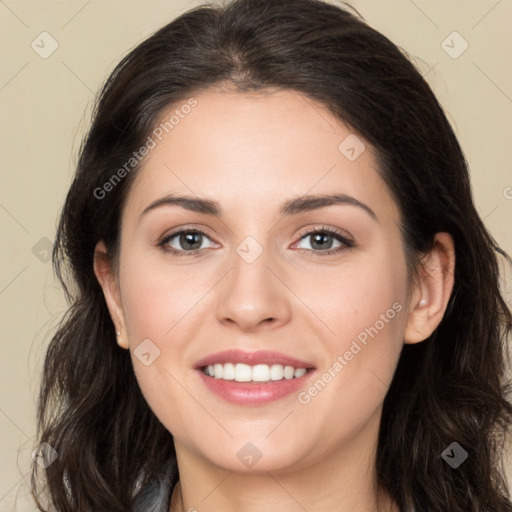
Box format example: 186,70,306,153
1,0,511,510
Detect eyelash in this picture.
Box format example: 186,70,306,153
157,225,354,258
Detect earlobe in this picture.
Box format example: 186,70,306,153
115,330,129,350
93,240,129,349
404,232,455,344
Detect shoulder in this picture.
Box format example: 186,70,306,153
132,458,177,512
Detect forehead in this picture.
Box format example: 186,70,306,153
122,88,400,224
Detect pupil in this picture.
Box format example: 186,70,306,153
182,232,202,250
312,233,332,250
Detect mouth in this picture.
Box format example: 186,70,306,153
194,349,316,405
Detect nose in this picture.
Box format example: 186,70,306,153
215,245,292,332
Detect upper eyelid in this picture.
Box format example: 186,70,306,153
160,227,217,244
296,225,352,240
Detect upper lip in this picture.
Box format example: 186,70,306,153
195,349,315,369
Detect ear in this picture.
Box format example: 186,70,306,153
404,232,456,344
93,240,129,349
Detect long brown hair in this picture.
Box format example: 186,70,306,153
31,0,512,510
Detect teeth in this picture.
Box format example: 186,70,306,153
202,363,309,382
222,362,235,380
284,365,295,380
252,364,270,382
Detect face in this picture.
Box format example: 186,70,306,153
104,88,416,474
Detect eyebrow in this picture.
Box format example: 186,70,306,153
140,193,377,222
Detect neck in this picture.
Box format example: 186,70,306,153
169,411,397,512
170,471,396,512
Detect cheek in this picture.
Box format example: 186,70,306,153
119,250,200,343
307,243,408,353
118,254,208,439
297,247,408,434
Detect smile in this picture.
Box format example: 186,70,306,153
194,349,316,405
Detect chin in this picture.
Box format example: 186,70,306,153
196,436,311,475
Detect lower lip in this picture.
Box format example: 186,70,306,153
196,369,315,406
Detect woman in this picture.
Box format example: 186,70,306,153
31,0,512,510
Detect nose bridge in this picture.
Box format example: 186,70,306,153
229,233,274,300
214,231,291,330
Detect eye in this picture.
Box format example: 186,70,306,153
158,228,217,256
157,225,353,257
293,226,353,256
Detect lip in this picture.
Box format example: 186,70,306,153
194,349,315,369
194,349,316,406
196,367,316,406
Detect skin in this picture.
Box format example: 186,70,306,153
94,87,455,512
